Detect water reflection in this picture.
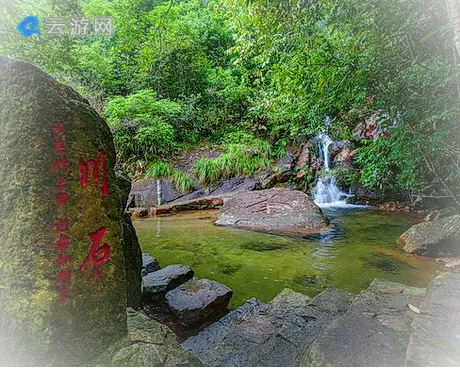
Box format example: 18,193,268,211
134,209,439,307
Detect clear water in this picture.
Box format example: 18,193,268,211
134,208,438,308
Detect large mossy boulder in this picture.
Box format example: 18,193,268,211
399,214,460,256
215,188,328,235
0,57,127,365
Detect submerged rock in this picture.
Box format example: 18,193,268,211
215,188,328,234
166,278,233,326
142,252,161,276
0,57,127,365
143,265,194,296
399,215,460,256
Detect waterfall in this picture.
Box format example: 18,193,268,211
314,132,353,207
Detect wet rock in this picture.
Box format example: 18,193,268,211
399,215,460,256
143,265,194,296
0,57,127,365
166,278,233,326
130,178,183,208
216,188,328,234
405,272,460,366
142,253,161,276
97,308,202,366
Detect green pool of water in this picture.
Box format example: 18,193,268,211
134,208,438,308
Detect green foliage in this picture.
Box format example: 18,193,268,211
172,170,196,194
145,161,174,179
193,139,273,186
2,0,459,203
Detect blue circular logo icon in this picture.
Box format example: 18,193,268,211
17,16,41,37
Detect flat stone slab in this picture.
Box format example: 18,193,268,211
216,188,328,235
182,288,351,366
300,279,426,367
153,197,224,216
141,253,160,276
166,278,233,326
143,265,194,296
405,272,460,366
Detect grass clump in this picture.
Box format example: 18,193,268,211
193,139,275,186
145,161,195,194
145,161,174,178
172,170,195,193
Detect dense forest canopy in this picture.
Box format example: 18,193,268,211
1,0,459,206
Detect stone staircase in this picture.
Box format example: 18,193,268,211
180,274,460,367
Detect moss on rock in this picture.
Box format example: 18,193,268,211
0,57,128,365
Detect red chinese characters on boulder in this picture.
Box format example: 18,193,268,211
52,120,72,301
78,152,109,197
80,227,111,279
77,151,112,279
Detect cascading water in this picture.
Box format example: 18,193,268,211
314,132,354,207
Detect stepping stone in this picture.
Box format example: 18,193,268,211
143,265,194,296
142,253,161,276
405,272,460,366
166,278,233,326
181,288,352,366
300,279,426,367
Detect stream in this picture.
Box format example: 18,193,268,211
134,207,438,308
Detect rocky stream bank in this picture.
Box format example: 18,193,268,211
1,57,458,367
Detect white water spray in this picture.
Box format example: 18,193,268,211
314,133,354,207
